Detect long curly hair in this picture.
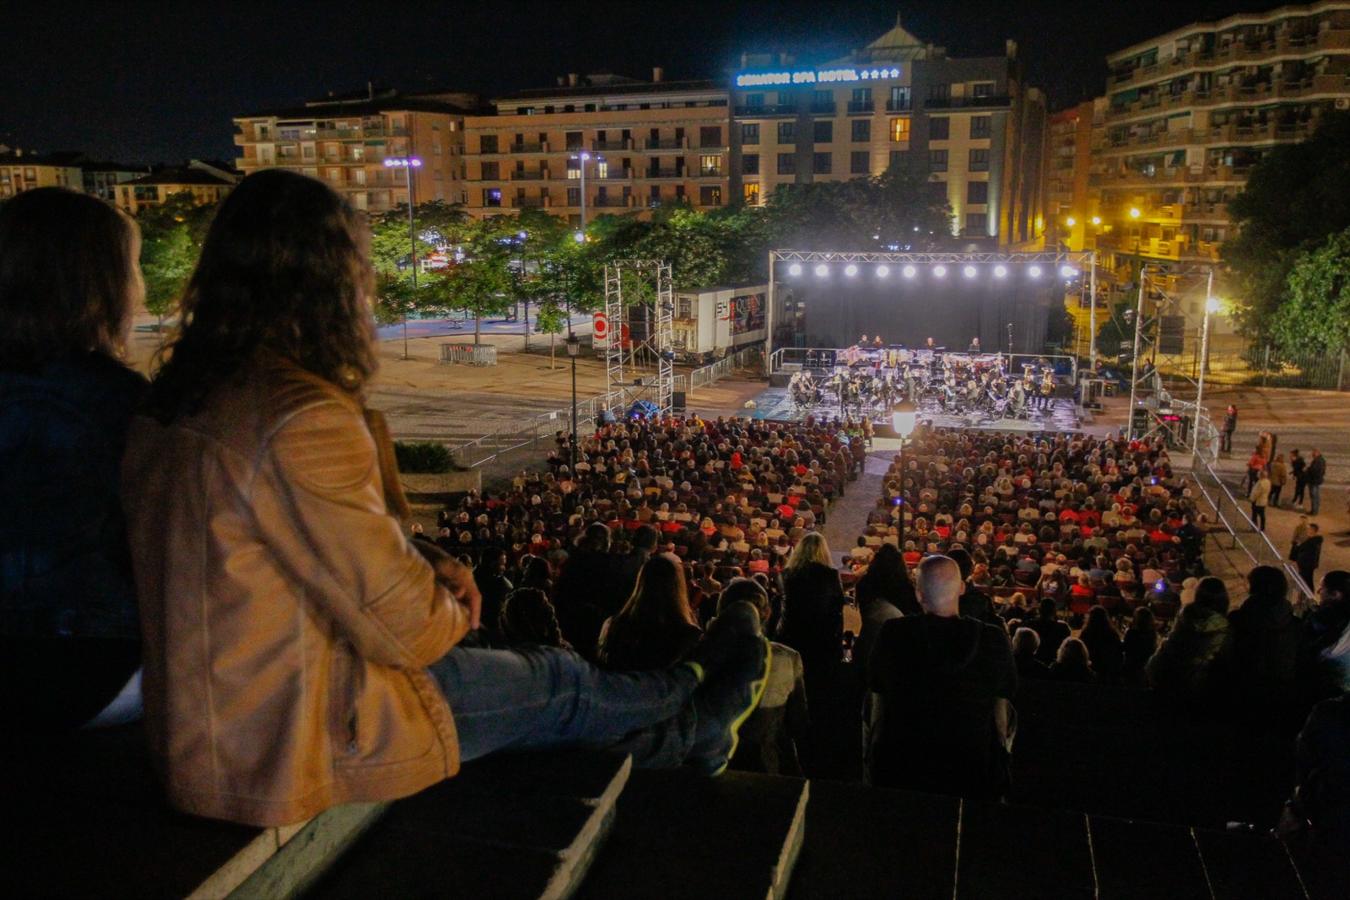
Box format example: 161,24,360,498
146,170,376,421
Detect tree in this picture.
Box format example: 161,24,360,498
368,200,467,278
136,191,217,326
1224,110,1350,336
1269,227,1350,355
426,218,514,343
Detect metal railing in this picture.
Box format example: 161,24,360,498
448,392,611,469
681,346,763,396
1188,455,1316,610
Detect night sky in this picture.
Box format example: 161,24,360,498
5,0,1286,164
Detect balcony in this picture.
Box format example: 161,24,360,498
592,140,631,151
510,142,547,153
1115,29,1350,87
643,168,683,179
1091,164,1250,189
846,100,875,114
644,138,687,150
885,100,912,112
694,168,723,178
595,168,634,180
512,196,548,208
315,127,408,140
734,104,797,117
809,102,837,114
511,170,548,181
592,196,631,208
924,95,1012,110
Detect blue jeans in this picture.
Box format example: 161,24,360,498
1308,483,1321,516
429,645,699,766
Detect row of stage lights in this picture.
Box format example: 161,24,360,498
784,262,1080,280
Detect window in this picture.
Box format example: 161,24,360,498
777,153,796,175
744,93,764,109
967,180,989,204
675,185,685,199
850,151,870,174
481,162,500,180
812,90,833,111
649,185,661,205
965,212,988,234
972,82,994,98
596,160,609,178
888,86,911,110
741,123,760,145
929,149,948,172
889,117,911,142
851,119,871,142
566,187,580,206
969,148,990,171
700,185,723,206
813,152,832,174
565,131,583,149
700,154,721,176
566,160,580,179
480,135,498,153
742,153,760,175
888,149,909,171
700,126,722,148
851,87,873,105
929,181,948,203
483,188,501,207
777,121,796,143
743,183,760,205
930,117,950,140
813,120,832,143
928,83,951,102
970,116,992,139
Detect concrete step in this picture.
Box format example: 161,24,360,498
787,781,1320,900
301,750,631,900
575,769,809,900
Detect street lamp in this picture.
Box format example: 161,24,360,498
890,399,918,559
570,150,603,237
1194,274,1219,458
565,332,581,476
384,156,423,359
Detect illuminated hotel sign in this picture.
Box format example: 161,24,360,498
735,66,902,87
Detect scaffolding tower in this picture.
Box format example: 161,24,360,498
1126,261,1217,455
603,260,674,417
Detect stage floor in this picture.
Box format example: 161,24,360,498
745,386,1083,433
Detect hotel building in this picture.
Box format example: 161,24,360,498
1093,0,1350,266
729,19,1049,247
233,88,474,213
462,71,730,221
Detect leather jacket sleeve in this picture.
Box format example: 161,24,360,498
257,399,468,667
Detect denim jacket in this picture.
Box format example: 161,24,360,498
0,352,146,640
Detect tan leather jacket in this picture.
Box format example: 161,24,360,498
122,356,468,826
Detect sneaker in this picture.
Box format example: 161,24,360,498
681,600,763,684
685,635,771,776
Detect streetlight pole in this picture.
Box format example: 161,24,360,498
518,231,530,351
566,332,580,477
890,399,917,563
384,156,423,360
1194,270,1217,459
571,150,603,240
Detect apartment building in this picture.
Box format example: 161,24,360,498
0,149,84,199
729,18,1049,247
1094,0,1350,266
234,88,474,213
1045,99,1104,252
462,71,730,221
115,161,238,215
82,161,149,203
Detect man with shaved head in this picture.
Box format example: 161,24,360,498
865,555,1018,798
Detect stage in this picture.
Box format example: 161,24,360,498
746,385,1083,433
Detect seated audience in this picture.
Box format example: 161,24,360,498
1146,576,1233,706
1079,606,1124,684
498,588,570,649
1011,628,1050,680
597,554,703,671
1121,607,1159,686
1048,638,1096,684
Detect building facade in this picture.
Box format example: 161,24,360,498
729,20,1049,247
82,162,149,203
462,72,730,221
0,150,84,199
1045,99,1103,252
1094,0,1350,265
115,161,238,215
233,89,473,213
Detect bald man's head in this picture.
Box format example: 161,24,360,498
916,555,961,616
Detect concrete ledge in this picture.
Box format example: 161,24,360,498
400,470,482,497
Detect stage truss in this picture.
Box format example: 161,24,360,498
603,259,674,416
765,249,1099,375
1124,261,1218,454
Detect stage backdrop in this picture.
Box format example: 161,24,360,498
786,276,1058,354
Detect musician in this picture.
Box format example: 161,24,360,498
925,337,936,351
968,336,981,353
1038,370,1055,410
872,335,884,350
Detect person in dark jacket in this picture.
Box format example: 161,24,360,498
855,542,920,617
1011,628,1050,680
1078,606,1124,684
553,523,616,658
1305,449,1326,516
615,524,659,604
597,553,703,671
1279,694,1350,846
867,555,1018,799
1229,566,1300,712
778,532,846,689
474,547,513,637
949,548,999,624
1121,607,1159,686
1048,638,1096,684
1292,524,1324,591
1029,598,1071,665
0,187,148,731
1146,576,1233,706
498,588,571,650
1297,570,1350,705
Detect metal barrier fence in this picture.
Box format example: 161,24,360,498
1188,455,1316,610
1149,334,1349,391
449,393,610,469
676,346,764,398
439,343,498,366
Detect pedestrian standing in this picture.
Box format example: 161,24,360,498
1249,469,1271,532
1246,447,1267,495
1269,453,1288,509
1292,524,1324,590
1306,449,1326,516
1291,516,1310,561
1221,405,1238,454
1291,449,1307,507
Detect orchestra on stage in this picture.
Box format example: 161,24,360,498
787,335,1060,423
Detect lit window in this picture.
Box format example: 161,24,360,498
889,117,911,142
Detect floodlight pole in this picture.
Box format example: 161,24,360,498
403,163,417,360
1193,268,1215,459
1088,251,1098,373
765,251,776,377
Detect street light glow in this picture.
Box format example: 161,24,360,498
1091,215,1102,225
1206,297,1223,314
1129,207,1141,219
1066,216,1077,227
